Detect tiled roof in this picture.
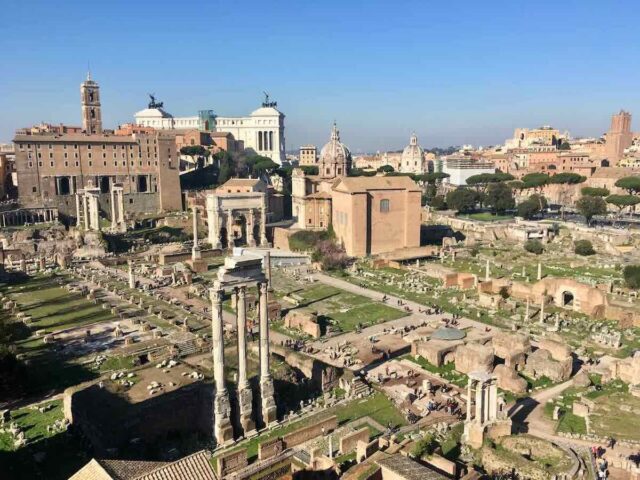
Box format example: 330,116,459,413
377,454,449,480
70,451,216,480
69,459,114,480
135,450,216,480
100,459,166,479
333,175,420,193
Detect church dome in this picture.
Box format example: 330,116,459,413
320,123,351,165
402,133,424,161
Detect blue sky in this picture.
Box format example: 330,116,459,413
1,0,639,152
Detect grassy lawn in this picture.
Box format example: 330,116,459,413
0,400,87,480
459,212,514,222
1,274,110,395
7,275,116,334
402,355,468,387
275,282,406,336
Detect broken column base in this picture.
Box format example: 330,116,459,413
214,392,234,445
463,422,485,449
187,258,208,273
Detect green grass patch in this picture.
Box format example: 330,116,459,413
402,355,468,387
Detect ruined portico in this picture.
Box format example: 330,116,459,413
463,371,511,449
75,186,101,231
206,191,268,250
109,183,126,232
210,253,276,445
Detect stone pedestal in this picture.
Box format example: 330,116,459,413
260,376,277,426
238,387,256,435
187,258,208,273
214,392,234,445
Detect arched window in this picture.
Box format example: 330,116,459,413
380,199,390,213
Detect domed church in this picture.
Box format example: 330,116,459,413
400,132,425,174
318,123,352,179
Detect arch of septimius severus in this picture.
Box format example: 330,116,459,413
206,191,268,249
210,253,276,445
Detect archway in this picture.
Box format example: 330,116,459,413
562,291,574,307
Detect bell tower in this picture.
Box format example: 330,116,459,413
81,72,102,134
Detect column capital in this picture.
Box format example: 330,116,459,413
259,281,268,295
237,285,246,298
210,287,224,304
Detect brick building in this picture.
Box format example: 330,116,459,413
13,75,182,220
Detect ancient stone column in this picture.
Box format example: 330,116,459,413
489,379,498,422
128,261,135,289
466,379,473,421
226,209,235,249
110,188,117,229
260,207,268,247
117,190,125,225
88,194,100,231
210,287,233,444
475,379,484,424
485,259,490,281
81,195,89,230
537,262,542,281
539,297,545,324
192,206,201,260
259,282,277,426
524,297,530,321
484,381,492,422
206,194,222,249
236,286,255,434
76,193,82,228
264,251,272,290
247,209,256,247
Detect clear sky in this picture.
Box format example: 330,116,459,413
1,0,639,153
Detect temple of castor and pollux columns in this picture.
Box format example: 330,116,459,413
210,252,276,445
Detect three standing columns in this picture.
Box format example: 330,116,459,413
210,281,276,446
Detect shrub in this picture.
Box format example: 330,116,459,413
411,432,437,459
524,239,544,255
288,230,332,251
574,239,595,256
623,265,640,289
429,195,447,210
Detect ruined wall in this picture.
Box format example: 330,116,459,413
455,342,494,374
282,415,338,449
64,380,213,456
339,427,369,454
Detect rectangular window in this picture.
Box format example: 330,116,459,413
380,199,390,213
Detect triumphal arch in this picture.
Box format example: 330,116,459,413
210,252,276,445
206,189,268,249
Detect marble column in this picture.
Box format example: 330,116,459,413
82,196,89,231
488,380,497,422
485,259,490,281
259,207,268,247
247,209,256,247
524,297,530,321
110,188,117,229
211,287,233,444
236,286,255,434
537,262,542,281
226,209,235,249
259,282,277,425
466,379,472,421
475,379,484,424
206,195,222,249
128,261,135,289
192,206,201,260
264,251,272,290
117,190,125,225
539,297,545,324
